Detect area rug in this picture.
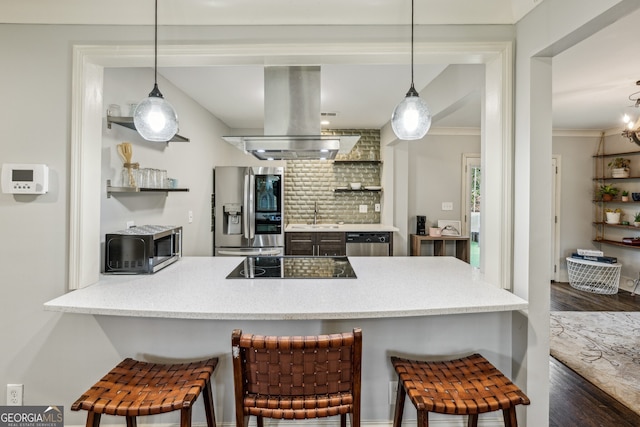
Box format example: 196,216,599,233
550,311,640,415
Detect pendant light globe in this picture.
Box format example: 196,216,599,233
134,84,178,142
391,84,431,140
134,0,178,142
391,0,431,141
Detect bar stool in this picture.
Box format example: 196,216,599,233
391,353,529,427
232,328,362,427
72,357,218,427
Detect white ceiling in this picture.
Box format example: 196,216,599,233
4,0,640,132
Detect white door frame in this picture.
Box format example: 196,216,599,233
461,153,481,267
551,155,561,282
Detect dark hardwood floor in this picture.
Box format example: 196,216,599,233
549,282,640,427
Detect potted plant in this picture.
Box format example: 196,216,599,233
608,157,631,178
599,184,619,202
634,212,640,227
605,208,622,224
622,190,629,202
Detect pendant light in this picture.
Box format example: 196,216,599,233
133,0,179,142
391,0,432,140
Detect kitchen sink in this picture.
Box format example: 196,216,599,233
289,224,341,229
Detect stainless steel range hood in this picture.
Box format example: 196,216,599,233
222,66,360,160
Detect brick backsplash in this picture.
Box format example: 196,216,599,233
285,129,381,224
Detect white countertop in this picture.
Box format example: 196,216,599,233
44,256,527,320
285,223,399,232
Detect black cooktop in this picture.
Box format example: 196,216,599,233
226,256,357,279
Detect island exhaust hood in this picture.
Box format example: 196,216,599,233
222,66,360,160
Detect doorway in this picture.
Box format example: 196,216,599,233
463,154,481,268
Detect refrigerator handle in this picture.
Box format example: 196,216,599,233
244,168,255,240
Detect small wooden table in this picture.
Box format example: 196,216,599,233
410,234,470,263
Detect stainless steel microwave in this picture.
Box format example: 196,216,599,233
104,225,182,274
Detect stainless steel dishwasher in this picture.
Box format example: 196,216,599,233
345,232,391,256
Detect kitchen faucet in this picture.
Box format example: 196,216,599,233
313,201,318,225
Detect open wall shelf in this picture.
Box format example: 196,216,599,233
107,116,189,143
106,180,189,198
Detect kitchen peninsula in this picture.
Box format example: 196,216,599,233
45,256,525,319
45,256,528,425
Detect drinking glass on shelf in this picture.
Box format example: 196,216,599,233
151,169,160,188
120,164,139,187
140,168,152,188
159,170,168,188
120,168,131,187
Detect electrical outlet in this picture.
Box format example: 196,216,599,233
388,381,398,405
7,384,23,406
359,205,367,213
126,220,135,228
374,203,381,212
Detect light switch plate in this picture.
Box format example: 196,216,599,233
359,205,367,213
442,202,453,211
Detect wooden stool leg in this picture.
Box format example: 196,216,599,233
467,414,478,427
503,408,518,427
392,382,406,427
341,414,346,427
417,410,429,427
125,417,137,427
202,379,217,427
180,407,192,427
85,412,101,427
257,416,264,427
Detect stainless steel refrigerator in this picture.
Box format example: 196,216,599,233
213,166,284,256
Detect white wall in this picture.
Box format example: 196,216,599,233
102,68,221,256
100,68,276,258
408,133,480,247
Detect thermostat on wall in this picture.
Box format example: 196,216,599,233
1,163,49,194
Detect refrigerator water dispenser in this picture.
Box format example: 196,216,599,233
224,204,242,235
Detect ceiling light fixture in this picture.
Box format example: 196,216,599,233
622,80,640,145
133,0,178,142
391,0,431,140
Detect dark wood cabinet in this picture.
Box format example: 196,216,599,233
286,232,314,255
285,232,346,256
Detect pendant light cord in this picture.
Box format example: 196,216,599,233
411,0,414,87
154,0,158,86
405,0,418,97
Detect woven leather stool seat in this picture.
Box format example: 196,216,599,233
391,354,529,427
72,357,218,427
232,328,362,427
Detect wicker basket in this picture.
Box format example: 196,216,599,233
566,257,621,294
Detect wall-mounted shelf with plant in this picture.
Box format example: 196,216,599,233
622,190,630,202
604,208,622,224
593,135,640,249
608,157,631,178
598,184,619,202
